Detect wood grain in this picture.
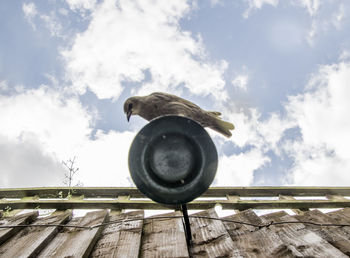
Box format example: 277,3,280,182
38,209,108,258
90,210,144,258
0,210,71,257
189,208,243,257
223,209,285,257
294,209,350,256
2,186,350,198
0,211,38,246
261,211,347,257
140,210,189,258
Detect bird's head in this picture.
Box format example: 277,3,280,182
123,97,141,122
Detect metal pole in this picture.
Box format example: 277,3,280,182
181,204,192,246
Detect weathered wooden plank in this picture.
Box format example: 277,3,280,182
219,198,350,210
0,211,38,246
294,209,350,256
3,198,350,210
324,208,350,236
0,210,72,257
279,195,308,214
326,207,350,219
140,210,189,258
2,186,350,198
222,209,261,238
222,209,285,257
90,210,144,258
226,195,241,213
189,208,242,257
38,209,108,258
261,211,347,257
326,195,350,202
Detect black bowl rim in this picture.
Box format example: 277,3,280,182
128,115,218,205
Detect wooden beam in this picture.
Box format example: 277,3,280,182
2,198,350,210
326,195,350,202
2,186,350,198
226,195,241,213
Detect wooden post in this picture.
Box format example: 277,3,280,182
279,194,308,215
226,195,241,213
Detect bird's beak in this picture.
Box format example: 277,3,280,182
126,110,132,122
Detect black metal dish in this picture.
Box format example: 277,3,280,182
128,115,218,205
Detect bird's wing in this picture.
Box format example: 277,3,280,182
150,92,201,110
166,102,194,116
207,111,222,117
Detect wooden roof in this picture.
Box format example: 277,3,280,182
1,187,350,257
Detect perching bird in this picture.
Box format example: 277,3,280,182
124,92,234,137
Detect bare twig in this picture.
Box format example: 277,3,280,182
62,156,82,191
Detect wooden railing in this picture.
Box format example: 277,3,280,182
1,187,350,211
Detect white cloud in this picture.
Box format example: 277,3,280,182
76,130,135,186
210,0,223,7
306,20,317,45
215,148,270,186
221,106,288,151
225,108,263,148
231,74,248,91
215,59,350,187
0,86,91,186
339,49,350,61
332,3,345,29
40,13,64,37
243,0,279,18
65,0,97,12
218,59,350,187
0,134,64,187
293,0,320,16
23,2,37,17
0,80,9,92
300,1,347,45
283,61,350,185
257,113,295,154
62,0,228,100
22,2,65,38
0,86,92,157
0,86,138,187
0,83,275,188
22,2,38,29
209,104,290,186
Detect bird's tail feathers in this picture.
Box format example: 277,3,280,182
210,118,235,138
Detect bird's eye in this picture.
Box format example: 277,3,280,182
128,103,133,110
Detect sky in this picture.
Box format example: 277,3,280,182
1,0,350,188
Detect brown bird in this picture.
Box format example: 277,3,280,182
124,92,234,137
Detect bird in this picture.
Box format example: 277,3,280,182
123,92,234,137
